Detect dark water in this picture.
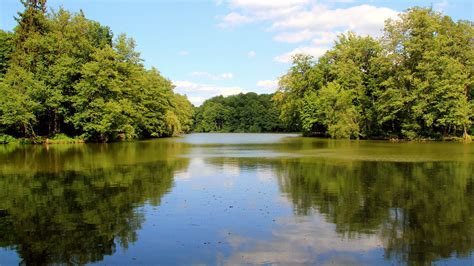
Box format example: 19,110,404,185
0,133,472,265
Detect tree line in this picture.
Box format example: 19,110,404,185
1,3,472,141
274,7,473,140
193,93,288,133
0,0,193,142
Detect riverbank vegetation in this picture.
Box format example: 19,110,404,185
274,8,473,140
0,0,193,143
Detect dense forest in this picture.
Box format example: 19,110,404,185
193,93,288,133
0,0,193,143
274,7,474,140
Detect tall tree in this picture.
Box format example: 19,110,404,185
0,1,193,142
276,7,473,140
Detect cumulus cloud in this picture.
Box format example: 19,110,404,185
256,79,279,91
274,46,328,63
190,71,234,80
271,4,397,36
312,31,339,46
273,30,314,43
229,0,309,10
331,0,355,2
219,12,254,27
173,80,246,106
434,0,449,12
186,96,208,106
247,51,257,58
218,1,398,63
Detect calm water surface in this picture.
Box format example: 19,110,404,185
0,133,472,265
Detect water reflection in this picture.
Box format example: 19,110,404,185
0,141,189,265
274,159,473,264
221,215,384,265
0,135,472,265
206,156,473,264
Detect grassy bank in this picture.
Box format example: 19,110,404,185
0,134,84,144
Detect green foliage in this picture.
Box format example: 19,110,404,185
277,8,473,140
302,83,360,138
0,67,43,137
47,133,83,144
0,134,17,144
194,93,286,133
0,2,193,142
0,141,189,264
0,30,13,76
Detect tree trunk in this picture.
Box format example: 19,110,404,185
22,123,27,137
53,110,58,134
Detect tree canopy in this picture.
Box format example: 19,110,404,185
274,7,474,140
193,93,288,133
1,4,472,141
0,0,193,142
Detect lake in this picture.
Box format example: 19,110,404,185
0,133,472,265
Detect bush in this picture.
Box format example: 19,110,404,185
0,134,17,144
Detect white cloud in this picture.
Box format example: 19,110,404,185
190,71,234,80
256,79,279,91
186,96,208,106
273,30,314,43
219,0,306,27
274,46,328,63
218,1,399,64
173,80,246,106
230,0,309,10
247,51,257,58
219,12,254,27
330,0,355,3
273,30,339,44
312,31,339,46
220,72,234,79
434,0,449,12
178,50,189,56
271,4,397,37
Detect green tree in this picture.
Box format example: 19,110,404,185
378,8,473,139
0,1,193,142
276,8,473,140
194,93,286,133
0,66,43,136
72,44,138,141
0,30,14,76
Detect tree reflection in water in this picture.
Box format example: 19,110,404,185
207,157,473,264
0,141,189,265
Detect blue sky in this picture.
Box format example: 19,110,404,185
1,0,473,105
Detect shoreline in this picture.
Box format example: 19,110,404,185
1,132,472,145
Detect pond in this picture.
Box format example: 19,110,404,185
0,133,472,265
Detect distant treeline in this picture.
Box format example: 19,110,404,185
193,93,288,133
0,0,193,142
274,8,473,140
